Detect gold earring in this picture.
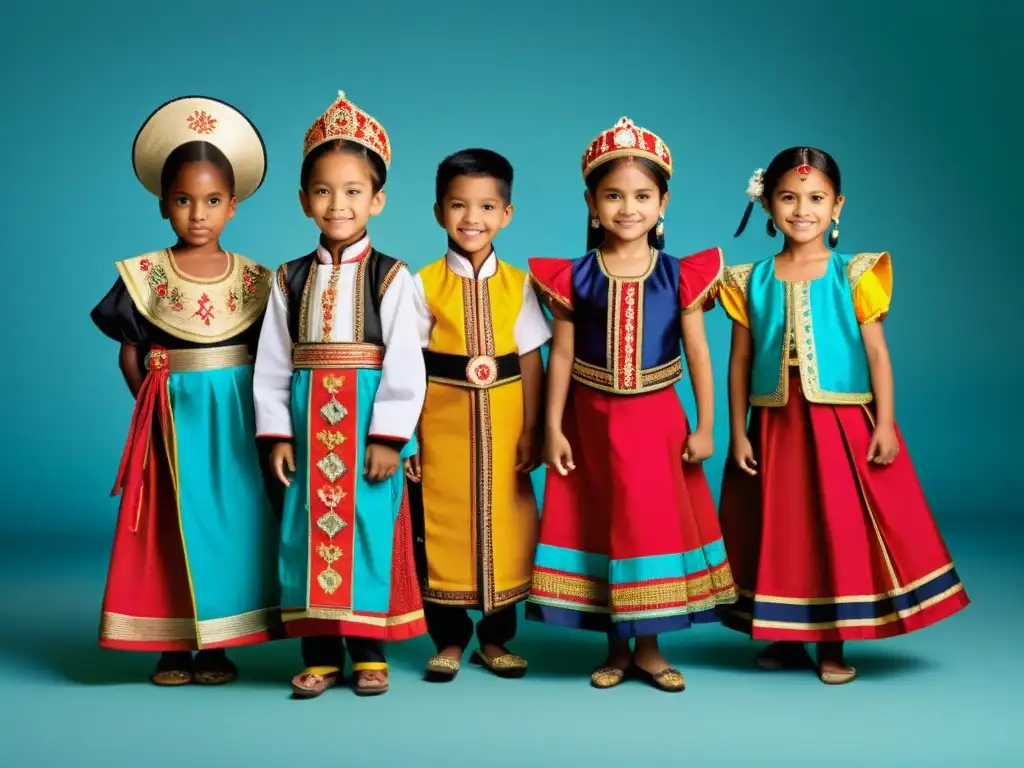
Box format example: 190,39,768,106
590,216,600,229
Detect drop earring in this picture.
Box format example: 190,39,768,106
766,217,777,237
591,216,600,229
828,217,840,248
655,215,665,238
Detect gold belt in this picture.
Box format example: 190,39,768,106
144,344,251,372
292,342,385,370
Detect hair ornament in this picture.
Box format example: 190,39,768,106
746,168,765,202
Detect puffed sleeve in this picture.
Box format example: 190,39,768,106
717,264,753,328
90,277,149,345
848,252,893,324
527,258,573,318
678,247,725,314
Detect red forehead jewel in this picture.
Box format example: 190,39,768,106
796,164,812,179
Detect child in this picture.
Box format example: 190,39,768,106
90,96,279,685
406,149,550,682
526,117,737,692
252,90,427,698
717,147,970,684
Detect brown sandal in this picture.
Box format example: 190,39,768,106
353,664,389,696
631,664,686,692
150,652,193,686
291,667,341,699
193,650,238,685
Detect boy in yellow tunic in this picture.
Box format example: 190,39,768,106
407,149,550,681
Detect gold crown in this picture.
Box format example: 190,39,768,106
132,96,266,201
581,116,672,180
303,90,391,167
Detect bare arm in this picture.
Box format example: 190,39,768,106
727,323,753,443
520,348,544,434
118,343,144,398
861,322,895,428
545,317,574,435
680,311,714,434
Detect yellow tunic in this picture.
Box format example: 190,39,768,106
418,257,539,614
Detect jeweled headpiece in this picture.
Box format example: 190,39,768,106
581,116,672,180
303,90,391,168
133,96,267,202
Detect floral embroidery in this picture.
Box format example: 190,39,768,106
226,263,267,314
145,262,185,311
187,110,217,135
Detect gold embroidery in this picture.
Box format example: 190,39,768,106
316,429,347,451
845,252,887,287
317,543,343,563
316,510,347,538
379,259,406,300
146,345,251,372
323,375,345,393
571,357,682,394
116,251,270,344
317,567,343,595
529,273,572,313
298,260,316,342
353,257,367,342
293,343,385,370
750,281,791,407
321,265,342,340
276,264,288,296
422,583,530,609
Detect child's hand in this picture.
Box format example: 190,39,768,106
545,430,575,476
404,452,422,483
365,444,400,483
271,442,296,487
867,424,899,465
682,429,714,464
730,436,758,475
515,430,540,473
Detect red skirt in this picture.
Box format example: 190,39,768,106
719,371,969,642
527,384,737,638
284,487,427,642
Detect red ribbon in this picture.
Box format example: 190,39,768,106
110,348,172,533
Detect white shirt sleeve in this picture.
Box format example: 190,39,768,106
411,273,435,349
253,275,294,438
368,267,427,441
513,276,552,354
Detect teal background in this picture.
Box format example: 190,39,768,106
1,1,1019,766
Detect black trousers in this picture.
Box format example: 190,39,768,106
301,636,385,669
424,602,518,651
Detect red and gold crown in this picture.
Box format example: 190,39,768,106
581,116,672,180
303,90,391,167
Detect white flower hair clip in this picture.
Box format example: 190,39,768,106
746,168,765,201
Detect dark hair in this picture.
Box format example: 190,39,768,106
300,139,387,193
435,148,513,207
584,156,669,252
159,141,235,200
734,146,842,238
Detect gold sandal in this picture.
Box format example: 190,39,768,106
470,649,528,679
425,654,461,682
632,664,686,693
590,667,627,689
819,664,857,685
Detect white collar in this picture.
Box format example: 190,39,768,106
316,235,371,265
445,247,497,279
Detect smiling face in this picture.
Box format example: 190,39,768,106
766,165,844,246
299,149,385,249
585,160,668,247
434,173,513,261
161,161,236,248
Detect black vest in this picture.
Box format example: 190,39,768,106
279,249,402,345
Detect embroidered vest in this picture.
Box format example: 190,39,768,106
570,250,683,395
746,252,872,406
277,249,403,345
